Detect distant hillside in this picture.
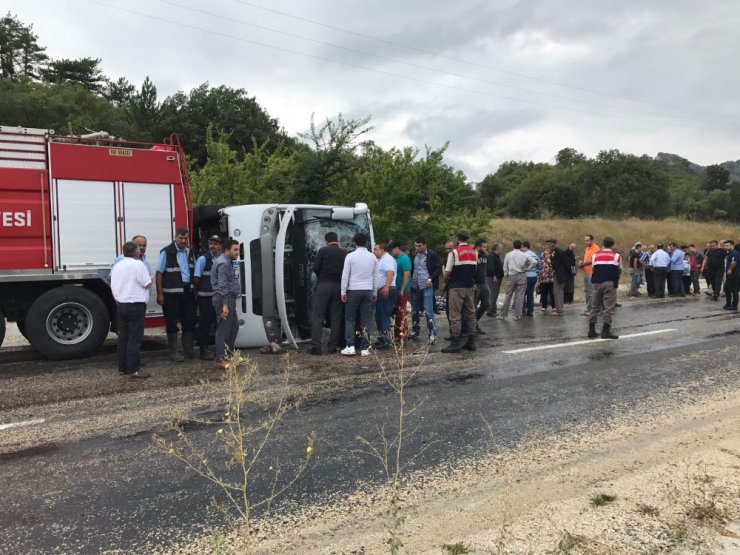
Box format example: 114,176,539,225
656,152,740,182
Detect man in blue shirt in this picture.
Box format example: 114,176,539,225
155,228,196,361
649,244,670,298
722,240,740,311
193,235,222,360
211,239,241,369
112,235,151,276
668,242,686,297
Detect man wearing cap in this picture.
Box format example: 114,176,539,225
193,235,222,360
441,229,478,353
587,236,621,340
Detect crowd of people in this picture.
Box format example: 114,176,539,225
314,230,740,356
109,227,740,376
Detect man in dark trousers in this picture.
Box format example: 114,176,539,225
309,232,347,355
546,239,570,316
111,241,152,379
722,240,740,311
473,239,490,332
211,239,241,369
701,240,726,301
193,235,222,360
486,243,504,315
441,229,478,353
155,227,196,361
587,236,621,340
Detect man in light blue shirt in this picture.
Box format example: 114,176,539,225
649,243,670,298
112,235,151,275
373,242,398,349
668,242,686,297
521,241,540,317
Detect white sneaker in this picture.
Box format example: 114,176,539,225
360,349,370,357
496,315,506,320
428,334,436,345
341,346,356,356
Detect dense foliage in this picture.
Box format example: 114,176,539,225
1,12,738,251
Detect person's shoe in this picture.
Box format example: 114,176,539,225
722,305,734,310
118,369,127,376
487,312,496,317
215,359,229,370
181,332,196,359
476,327,486,335
408,331,420,340
496,315,506,320
513,315,522,320
525,313,533,317
199,346,215,361
374,342,391,350
600,324,619,339
129,371,151,379
308,347,322,356
428,334,437,345
581,311,590,316
550,310,563,316
541,307,548,312
462,334,476,352
441,336,462,353
167,332,185,362
341,346,356,356
360,349,370,356
615,302,622,307
588,322,599,339
712,296,719,301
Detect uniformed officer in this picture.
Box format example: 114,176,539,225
193,235,222,360
211,239,241,369
155,227,196,361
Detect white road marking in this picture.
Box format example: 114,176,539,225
0,418,45,431
502,329,677,354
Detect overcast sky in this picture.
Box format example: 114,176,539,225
6,0,740,181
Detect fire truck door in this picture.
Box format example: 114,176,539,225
54,179,117,270
121,182,174,315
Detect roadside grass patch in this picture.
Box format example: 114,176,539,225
635,502,660,516
550,530,588,554
442,541,471,554
589,492,617,507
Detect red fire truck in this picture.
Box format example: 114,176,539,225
0,125,192,359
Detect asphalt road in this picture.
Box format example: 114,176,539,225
1,297,738,554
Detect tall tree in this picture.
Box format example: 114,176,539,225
0,13,46,80
703,164,730,191
157,83,289,165
41,57,106,92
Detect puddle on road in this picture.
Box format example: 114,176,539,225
0,443,58,461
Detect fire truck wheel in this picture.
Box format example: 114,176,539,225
0,310,5,349
25,287,110,360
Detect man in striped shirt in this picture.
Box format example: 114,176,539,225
587,236,621,340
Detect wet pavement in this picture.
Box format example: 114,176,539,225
0,297,739,553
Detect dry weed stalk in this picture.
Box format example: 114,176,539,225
153,350,314,544
356,333,434,554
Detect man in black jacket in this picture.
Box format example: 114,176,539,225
545,239,570,316
309,231,347,355
409,235,441,344
486,243,504,316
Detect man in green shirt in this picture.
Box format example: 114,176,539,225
389,240,412,343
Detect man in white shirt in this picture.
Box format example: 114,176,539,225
340,232,378,356
373,242,398,349
111,241,152,378
498,240,537,320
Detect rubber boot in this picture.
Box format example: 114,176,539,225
587,322,599,339
167,332,185,362
600,323,619,340
462,334,477,352
199,344,214,361
182,331,196,358
441,336,462,353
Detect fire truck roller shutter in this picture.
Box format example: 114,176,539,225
24,286,109,360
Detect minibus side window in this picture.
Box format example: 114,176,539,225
250,239,262,315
